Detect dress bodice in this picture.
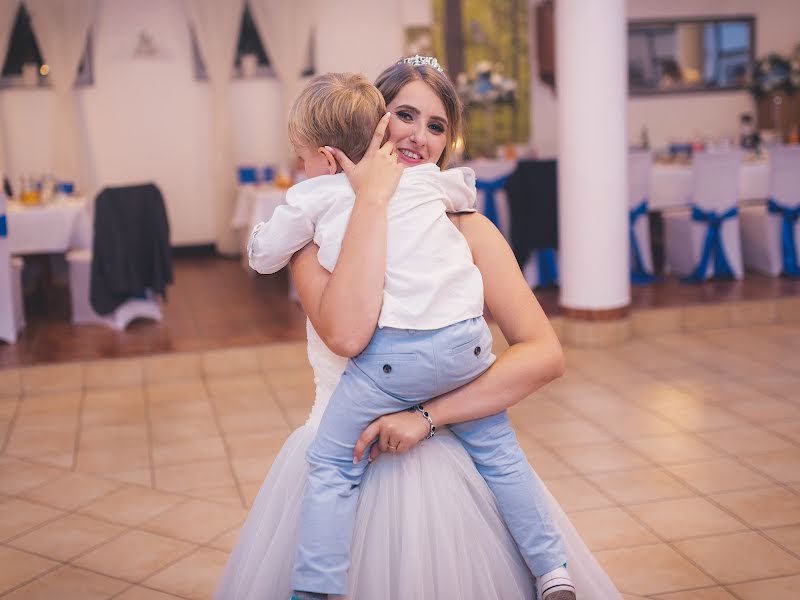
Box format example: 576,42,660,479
305,319,348,428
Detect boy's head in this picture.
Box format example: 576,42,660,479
288,73,387,177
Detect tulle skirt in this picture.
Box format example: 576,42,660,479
214,426,622,600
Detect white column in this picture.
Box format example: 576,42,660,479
556,0,629,312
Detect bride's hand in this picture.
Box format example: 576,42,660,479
353,408,430,463
326,112,404,207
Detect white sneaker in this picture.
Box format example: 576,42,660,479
536,566,576,600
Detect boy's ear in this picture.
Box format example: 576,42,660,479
318,146,338,175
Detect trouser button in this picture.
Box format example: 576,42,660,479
383,364,392,373
474,346,481,356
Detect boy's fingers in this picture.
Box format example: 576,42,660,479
325,146,355,174
368,112,392,153
368,444,381,461
353,421,379,462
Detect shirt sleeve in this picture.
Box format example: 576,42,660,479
437,167,478,213
247,181,333,274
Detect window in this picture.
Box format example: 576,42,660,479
0,4,93,88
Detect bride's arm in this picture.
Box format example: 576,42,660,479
353,212,565,461
293,113,403,357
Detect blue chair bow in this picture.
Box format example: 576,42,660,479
56,181,74,194
535,248,558,288
682,203,738,283
238,166,259,185
476,175,509,229
629,199,655,284
767,198,800,277
0,213,6,238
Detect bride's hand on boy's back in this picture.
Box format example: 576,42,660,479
326,112,404,207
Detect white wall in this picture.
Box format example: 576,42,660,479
0,0,408,246
530,0,800,155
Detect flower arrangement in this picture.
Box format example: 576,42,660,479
455,61,517,106
750,45,800,97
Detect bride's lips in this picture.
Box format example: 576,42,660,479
396,147,425,165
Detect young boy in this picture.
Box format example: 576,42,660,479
249,70,574,600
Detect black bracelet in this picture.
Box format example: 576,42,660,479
409,404,436,439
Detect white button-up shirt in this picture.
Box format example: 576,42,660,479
248,163,485,330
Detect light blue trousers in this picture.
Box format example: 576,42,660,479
293,316,566,595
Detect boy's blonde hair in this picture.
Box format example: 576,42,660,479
288,73,387,164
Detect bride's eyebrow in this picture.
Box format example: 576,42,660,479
395,104,448,126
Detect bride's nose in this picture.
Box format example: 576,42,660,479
409,125,426,147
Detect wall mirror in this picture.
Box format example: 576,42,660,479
628,16,755,96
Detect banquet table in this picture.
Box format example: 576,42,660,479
231,184,288,270
649,161,770,211
7,196,92,254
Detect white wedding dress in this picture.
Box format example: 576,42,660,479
214,321,623,599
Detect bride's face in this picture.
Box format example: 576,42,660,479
386,80,449,168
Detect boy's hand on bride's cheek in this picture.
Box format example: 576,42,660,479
353,410,429,463
326,112,404,206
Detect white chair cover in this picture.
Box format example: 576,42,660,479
66,248,162,330
740,145,800,276
663,150,744,280
628,150,654,278
0,193,25,343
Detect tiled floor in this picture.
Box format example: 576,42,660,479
2,254,800,367
0,322,799,598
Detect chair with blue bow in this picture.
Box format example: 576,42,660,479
663,150,744,282
740,145,800,277
466,158,516,240
505,159,560,289
0,193,26,343
628,150,656,284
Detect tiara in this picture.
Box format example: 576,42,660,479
401,55,445,74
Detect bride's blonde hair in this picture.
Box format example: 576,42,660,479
375,60,463,168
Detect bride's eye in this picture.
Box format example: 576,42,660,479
396,110,413,122
429,122,445,134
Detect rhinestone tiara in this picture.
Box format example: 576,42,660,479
400,55,445,74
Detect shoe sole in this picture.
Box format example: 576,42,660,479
544,592,576,600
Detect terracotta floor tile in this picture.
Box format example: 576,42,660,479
0,459,65,496
151,436,227,466
741,448,800,483
589,409,680,440
76,444,150,474
508,396,575,423
655,404,750,432
544,476,615,513
711,486,800,529
78,423,149,449
143,352,203,384
21,363,83,395
113,586,187,600
764,524,800,555
654,588,738,600
628,434,722,465
146,381,209,405
567,506,659,551
586,468,694,505
150,417,221,444
73,529,196,582
727,397,800,423
663,458,773,495
766,420,800,444
0,368,22,397
627,497,746,541
0,498,62,542
141,499,246,544
0,565,128,600
697,426,797,457
727,574,800,599
522,418,613,447
224,430,292,459
79,486,184,527
674,531,800,583
83,358,144,389
0,546,58,594
201,347,261,378
594,543,714,596
554,441,651,474
143,546,229,599
208,525,242,553
153,460,236,494
9,513,124,561
5,427,77,459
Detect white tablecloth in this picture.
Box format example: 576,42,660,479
7,196,92,254
649,161,770,211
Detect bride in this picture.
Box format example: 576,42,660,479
214,60,622,600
